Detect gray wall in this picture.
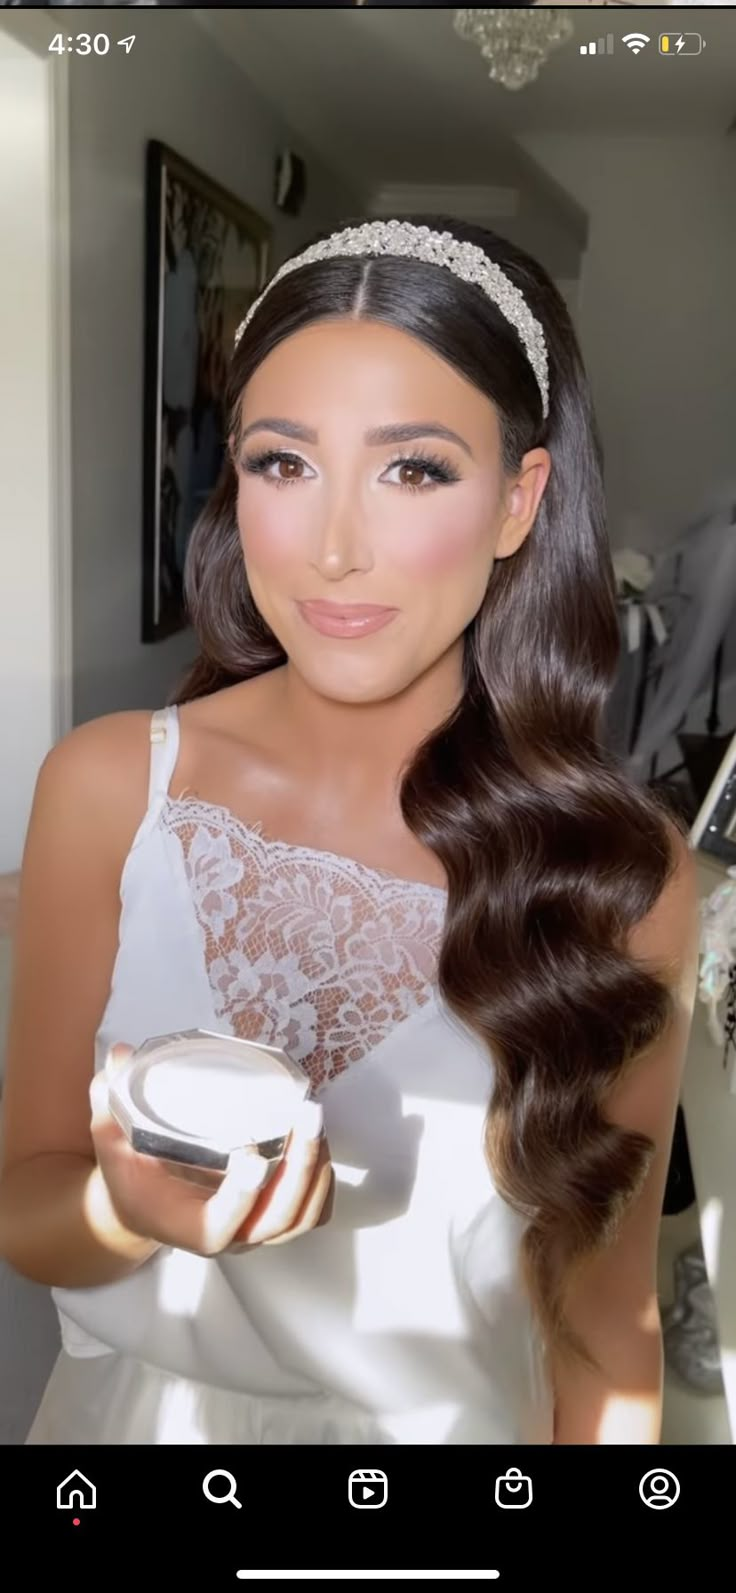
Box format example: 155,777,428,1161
68,17,365,725
519,133,736,556
519,131,736,771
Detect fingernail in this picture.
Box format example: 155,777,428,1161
89,1071,109,1123
89,1072,105,1105
229,1149,271,1189
105,1044,132,1079
293,1100,324,1141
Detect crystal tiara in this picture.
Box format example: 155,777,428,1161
233,219,550,420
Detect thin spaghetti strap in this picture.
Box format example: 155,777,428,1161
147,706,181,810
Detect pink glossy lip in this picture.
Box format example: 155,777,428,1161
297,600,398,639
300,600,396,618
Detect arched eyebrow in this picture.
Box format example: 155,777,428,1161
240,418,475,459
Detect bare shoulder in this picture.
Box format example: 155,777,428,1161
40,708,156,790
35,709,159,871
36,677,284,838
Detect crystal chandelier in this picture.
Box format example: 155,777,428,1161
453,9,575,92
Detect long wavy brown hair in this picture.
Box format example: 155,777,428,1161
169,213,687,1371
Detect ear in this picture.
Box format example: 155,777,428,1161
495,448,552,560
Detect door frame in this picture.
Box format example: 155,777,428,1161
1,11,73,743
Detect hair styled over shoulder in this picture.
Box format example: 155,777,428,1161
170,213,687,1371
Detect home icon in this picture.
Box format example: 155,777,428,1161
57,1470,96,1511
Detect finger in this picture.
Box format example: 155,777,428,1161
228,1110,326,1249
88,1065,270,1252
91,1064,186,1207
106,1043,135,1079
197,1149,272,1256
89,1069,111,1129
100,1145,270,1255
90,1047,134,1137
290,1098,325,1144
89,1068,132,1158
89,1070,126,1146
236,1101,325,1247
91,1044,147,1161
264,1159,335,1246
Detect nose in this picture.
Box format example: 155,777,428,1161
308,491,373,581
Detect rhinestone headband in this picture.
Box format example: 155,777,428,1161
234,219,550,420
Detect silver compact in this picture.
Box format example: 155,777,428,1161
108,1029,311,1172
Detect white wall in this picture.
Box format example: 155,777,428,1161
0,33,58,873
66,16,366,725
518,133,736,557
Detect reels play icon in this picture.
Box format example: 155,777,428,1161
348,1469,388,1510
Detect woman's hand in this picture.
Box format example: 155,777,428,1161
89,1044,334,1258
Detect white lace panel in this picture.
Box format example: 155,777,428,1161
160,797,447,1093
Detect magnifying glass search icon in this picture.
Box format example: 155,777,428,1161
203,1469,242,1509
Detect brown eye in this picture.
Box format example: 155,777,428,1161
242,449,314,488
384,454,459,492
396,463,428,490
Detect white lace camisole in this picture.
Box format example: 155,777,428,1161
48,705,554,1445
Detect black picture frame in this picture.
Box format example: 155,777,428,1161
142,141,271,643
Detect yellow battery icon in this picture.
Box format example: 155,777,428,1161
659,34,704,56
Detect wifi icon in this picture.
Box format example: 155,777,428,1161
622,33,651,55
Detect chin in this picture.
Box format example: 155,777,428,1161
295,653,413,706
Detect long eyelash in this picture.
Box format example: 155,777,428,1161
243,448,301,486
385,452,461,491
242,448,461,492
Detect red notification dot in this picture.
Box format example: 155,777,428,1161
73,1518,80,1526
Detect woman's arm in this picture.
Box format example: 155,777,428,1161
551,822,701,1444
0,717,158,1286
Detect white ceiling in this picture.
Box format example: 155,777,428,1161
194,8,736,190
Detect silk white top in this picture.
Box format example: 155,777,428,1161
49,706,553,1445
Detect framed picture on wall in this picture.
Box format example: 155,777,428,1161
142,140,271,643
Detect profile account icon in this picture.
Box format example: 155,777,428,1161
639,1468,680,1510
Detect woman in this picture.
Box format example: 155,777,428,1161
0,214,699,1445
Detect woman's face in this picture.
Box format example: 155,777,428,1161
233,318,550,704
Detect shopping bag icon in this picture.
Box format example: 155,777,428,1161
494,1467,533,1509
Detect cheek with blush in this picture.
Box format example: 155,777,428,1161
385,496,492,585
238,497,282,562
237,489,309,587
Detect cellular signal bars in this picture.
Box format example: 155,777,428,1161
580,35,615,55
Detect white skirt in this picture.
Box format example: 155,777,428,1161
25,1350,393,1446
